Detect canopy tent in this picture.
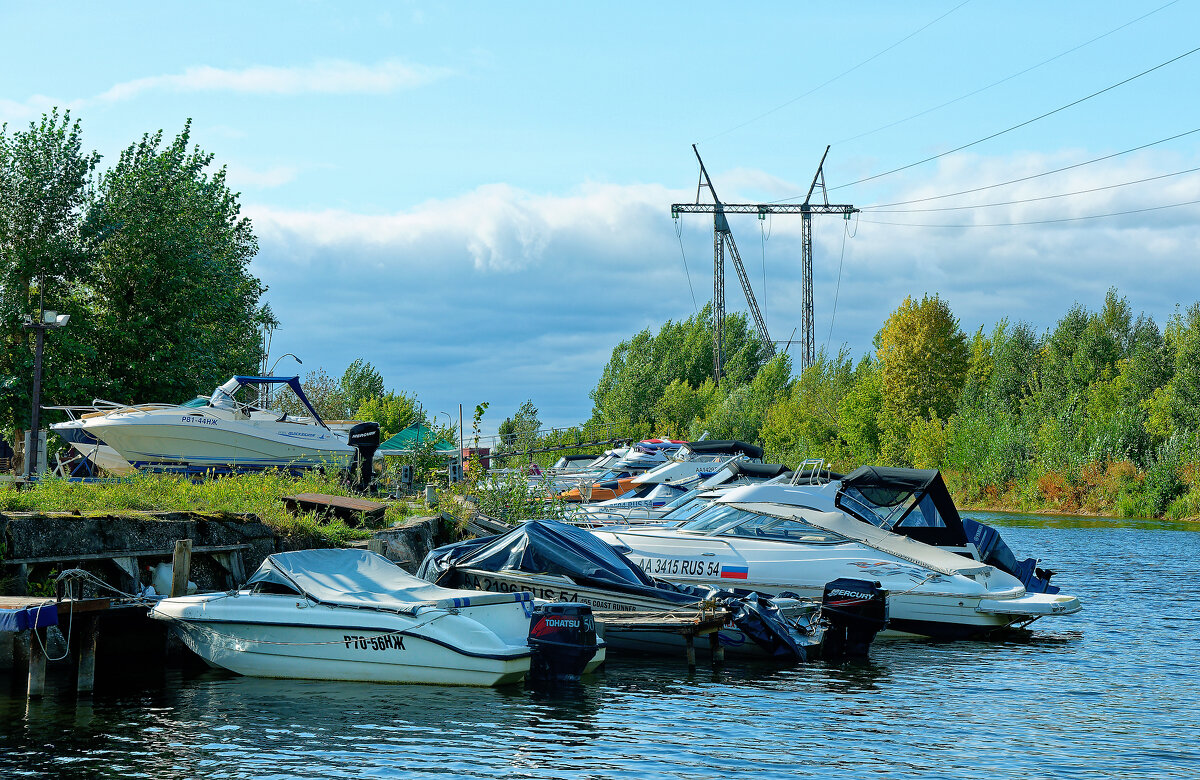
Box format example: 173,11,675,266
377,424,457,455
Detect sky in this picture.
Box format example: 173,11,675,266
2,1,1199,435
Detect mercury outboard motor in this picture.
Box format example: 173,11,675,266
527,603,601,683
345,421,381,493
821,578,888,659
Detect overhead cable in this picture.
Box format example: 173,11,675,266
858,197,1200,228
796,44,1200,197
859,126,1200,209
864,165,1200,213
835,0,1180,145
697,0,972,144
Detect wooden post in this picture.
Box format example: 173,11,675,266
367,538,386,556
709,632,724,664
27,627,47,698
170,539,193,598
685,633,696,668
76,614,99,694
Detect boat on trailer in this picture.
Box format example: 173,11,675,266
150,549,605,687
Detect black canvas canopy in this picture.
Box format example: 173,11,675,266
724,461,790,479
836,466,967,547
418,520,708,605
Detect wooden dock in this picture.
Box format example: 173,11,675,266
282,493,388,526
595,610,731,666
1,596,114,697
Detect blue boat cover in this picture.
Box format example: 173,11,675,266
0,603,58,632
247,549,533,614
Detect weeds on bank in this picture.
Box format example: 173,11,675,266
0,470,422,546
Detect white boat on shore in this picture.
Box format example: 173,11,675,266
64,376,364,473
150,549,605,687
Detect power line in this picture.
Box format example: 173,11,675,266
776,44,1200,199
860,126,1200,209
698,0,972,144
859,197,1200,228
834,0,1180,146
864,165,1200,213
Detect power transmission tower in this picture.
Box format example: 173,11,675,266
671,145,857,375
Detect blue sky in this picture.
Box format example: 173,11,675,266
3,1,1199,434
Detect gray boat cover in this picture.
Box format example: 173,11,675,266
246,549,533,615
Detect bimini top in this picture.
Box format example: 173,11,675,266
418,520,712,605
246,549,531,614
836,466,967,547
211,375,327,428
681,440,765,459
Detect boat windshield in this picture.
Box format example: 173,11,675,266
680,505,842,543
660,495,713,523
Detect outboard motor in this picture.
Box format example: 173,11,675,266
527,603,601,683
820,578,888,659
345,422,381,493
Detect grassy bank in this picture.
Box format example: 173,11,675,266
0,471,421,546
946,459,1200,521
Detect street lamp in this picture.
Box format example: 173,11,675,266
23,310,70,481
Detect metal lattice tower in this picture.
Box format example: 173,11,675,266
672,145,856,375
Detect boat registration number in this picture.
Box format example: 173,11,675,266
343,633,405,652
634,557,721,578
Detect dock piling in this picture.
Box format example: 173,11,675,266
170,539,193,597
27,627,47,698
685,634,696,668
708,632,724,664
76,614,99,694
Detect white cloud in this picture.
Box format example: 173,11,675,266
95,59,449,102
0,59,449,124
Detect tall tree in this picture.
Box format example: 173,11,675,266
340,359,385,419
81,120,272,404
0,110,98,438
875,294,968,464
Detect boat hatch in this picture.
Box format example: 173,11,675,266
835,466,968,547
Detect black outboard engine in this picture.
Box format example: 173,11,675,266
527,603,601,683
345,421,381,493
820,578,888,659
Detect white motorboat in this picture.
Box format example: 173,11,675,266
66,376,366,473
150,549,605,687
591,466,1082,640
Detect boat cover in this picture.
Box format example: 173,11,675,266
836,466,968,546
417,520,707,605
728,503,992,577
417,521,829,661
246,549,533,614
683,440,765,459
0,603,58,632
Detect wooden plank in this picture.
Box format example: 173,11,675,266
282,493,388,526
0,597,111,614
5,543,249,566
27,627,47,698
170,539,192,598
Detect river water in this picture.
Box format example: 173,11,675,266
2,513,1198,779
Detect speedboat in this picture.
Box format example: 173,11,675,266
150,549,605,687
590,466,1082,640
555,440,764,503
64,376,370,473
418,520,886,660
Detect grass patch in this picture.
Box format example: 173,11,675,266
0,471,426,546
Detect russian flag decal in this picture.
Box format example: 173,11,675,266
720,564,749,580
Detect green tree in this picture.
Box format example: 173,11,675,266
875,294,969,464
339,359,385,419
356,390,423,439
0,110,98,442
80,120,271,405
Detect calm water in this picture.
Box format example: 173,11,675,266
3,514,1198,779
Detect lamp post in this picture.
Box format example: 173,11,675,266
23,310,70,481
263,353,302,408
438,411,460,477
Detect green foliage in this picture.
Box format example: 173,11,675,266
339,359,385,419
496,399,541,465
875,294,969,464
81,120,270,405
356,390,423,440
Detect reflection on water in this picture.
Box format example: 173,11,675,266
3,517,1199,779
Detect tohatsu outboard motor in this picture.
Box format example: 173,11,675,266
345,421,381,493
820,578,888,659
527,603,602,683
